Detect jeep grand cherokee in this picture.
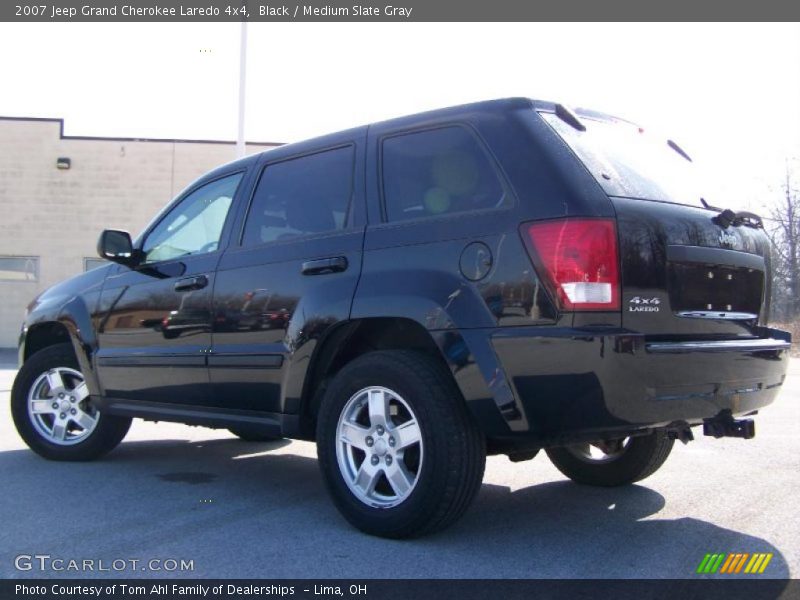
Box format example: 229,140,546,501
12,98,790,538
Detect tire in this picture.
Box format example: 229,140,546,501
316,350,486,538
11,343,131,461
545,430,674,487
228,427,282,442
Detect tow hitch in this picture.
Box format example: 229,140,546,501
703,411,756,439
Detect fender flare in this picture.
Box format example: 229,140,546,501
57,296,102,396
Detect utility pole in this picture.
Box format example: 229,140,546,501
236,20,248,158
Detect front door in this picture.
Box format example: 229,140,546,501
95,172,244,405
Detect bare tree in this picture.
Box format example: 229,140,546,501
767,160,800,321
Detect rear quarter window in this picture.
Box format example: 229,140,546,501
381,126,508,222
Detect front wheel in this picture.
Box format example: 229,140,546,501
316,350,486,538
545,430,674,487
11,343,131,461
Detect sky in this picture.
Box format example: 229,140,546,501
0,22,798,212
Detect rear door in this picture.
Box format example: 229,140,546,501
209,135,366,413
539,109,771,338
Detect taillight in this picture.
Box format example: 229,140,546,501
524,218,620,311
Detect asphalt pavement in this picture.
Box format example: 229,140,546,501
0,351,798,579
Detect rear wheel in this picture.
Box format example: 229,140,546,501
545,430,674,487
11,343,131,461
316,350,485,538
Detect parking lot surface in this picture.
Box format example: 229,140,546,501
1,350,798,579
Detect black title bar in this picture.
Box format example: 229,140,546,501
5,0,800,21
2,579,798,600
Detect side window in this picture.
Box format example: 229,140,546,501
142,173,242,263
381,126,507,222
242,146,354,247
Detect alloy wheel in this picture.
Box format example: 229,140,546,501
27,367,99,445
335,386,423,508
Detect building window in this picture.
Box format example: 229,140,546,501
83,258,107,272
0,256,39,281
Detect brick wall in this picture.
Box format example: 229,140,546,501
0,117,279,347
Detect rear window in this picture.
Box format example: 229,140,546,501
381,126,508,222
539,111,706,207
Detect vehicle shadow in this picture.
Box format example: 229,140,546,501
0,436,790,583
448,481,790,582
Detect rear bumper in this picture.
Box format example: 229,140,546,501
488,326,790,441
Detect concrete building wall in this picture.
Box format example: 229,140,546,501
0,117,279,348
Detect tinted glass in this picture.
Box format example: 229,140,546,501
540,111,707,207
143,173,242,263
243,146,354,246
382,127,507,222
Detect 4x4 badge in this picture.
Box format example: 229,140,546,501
629,296,661,312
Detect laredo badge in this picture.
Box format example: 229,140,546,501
628,296,661,312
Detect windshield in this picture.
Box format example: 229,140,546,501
540,110,707,207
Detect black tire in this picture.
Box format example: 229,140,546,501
545,430,674,487
228,427,282,442
316,350,486,538
11,343,131,461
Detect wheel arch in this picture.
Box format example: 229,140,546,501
292,317,510,440
21,295,101,395
22,321,71,363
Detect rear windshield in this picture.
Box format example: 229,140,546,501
539,110,706,207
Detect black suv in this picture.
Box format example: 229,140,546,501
12,98,790,538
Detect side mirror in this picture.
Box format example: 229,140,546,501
97,230,137,265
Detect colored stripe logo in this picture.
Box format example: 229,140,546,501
697,553,773,574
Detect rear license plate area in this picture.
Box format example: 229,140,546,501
668,263,763,315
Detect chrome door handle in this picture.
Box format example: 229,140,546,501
301,256,348,276
174,275,208,292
